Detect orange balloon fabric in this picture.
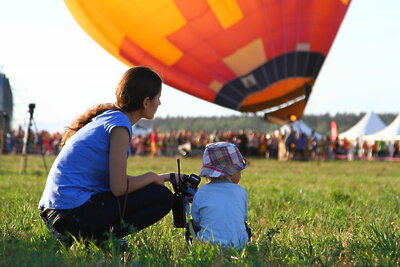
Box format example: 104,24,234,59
65,0,351,119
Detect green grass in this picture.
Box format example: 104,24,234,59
1,155,399,266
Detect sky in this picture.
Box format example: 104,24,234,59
0,0,399,133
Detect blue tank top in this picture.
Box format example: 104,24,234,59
38,110,132,210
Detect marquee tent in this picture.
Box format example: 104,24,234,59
363,114,400,141
280,120,324,139
338,111,386,140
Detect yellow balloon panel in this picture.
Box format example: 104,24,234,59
65,0,351,121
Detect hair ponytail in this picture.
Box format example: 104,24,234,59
61,103,117,146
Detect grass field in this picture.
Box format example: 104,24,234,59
1,155,399,266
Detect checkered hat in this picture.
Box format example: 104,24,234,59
199,142,247,178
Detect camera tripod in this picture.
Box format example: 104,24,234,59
19,103,48,174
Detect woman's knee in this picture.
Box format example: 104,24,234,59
146,184,173,205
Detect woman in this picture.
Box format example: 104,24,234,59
39,66,174,242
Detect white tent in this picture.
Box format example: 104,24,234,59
339,111,386,140
363,114,400,141
280,120,324,139
132,122,152,137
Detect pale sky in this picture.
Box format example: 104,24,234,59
0,0,399,132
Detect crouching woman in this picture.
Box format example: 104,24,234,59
38,67,174,243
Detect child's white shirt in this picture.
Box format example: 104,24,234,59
191,180,249,249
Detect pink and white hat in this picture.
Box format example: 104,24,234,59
199,142,247,178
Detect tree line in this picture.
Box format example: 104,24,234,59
141,113,397,135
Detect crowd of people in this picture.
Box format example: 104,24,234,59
2,125,399,161
0,127,62,156
133,128,400,161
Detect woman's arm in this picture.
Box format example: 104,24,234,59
109,127,171,197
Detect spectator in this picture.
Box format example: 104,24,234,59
393,141,399,157
377,140,387,158
236,129,248,157
150,129,159,157
295,133,307,160
284,128,296,160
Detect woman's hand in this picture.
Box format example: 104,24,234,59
170,173,187,181
158,173,172,182
159,173,185,183
153,173,169,185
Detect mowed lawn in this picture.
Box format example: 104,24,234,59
1,155,399,266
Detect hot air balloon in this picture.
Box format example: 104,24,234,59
65,0,351,123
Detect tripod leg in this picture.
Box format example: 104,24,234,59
32,118,48,173
19,112,48,174
19,153,28,174
19,118,31,174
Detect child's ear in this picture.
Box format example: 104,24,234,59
142,97,150,108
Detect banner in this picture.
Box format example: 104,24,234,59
330,121,338,142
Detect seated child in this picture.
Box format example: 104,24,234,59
190,142,250,249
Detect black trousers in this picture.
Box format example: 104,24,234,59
41,184,173,242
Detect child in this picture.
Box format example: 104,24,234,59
190,142,250,249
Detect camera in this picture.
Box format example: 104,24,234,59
172,173,201,197
170,173,201,228
28,103,36,111
28,103,36,118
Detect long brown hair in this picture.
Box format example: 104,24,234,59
61,67,162,146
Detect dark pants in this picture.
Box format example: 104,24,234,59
41,184,173,242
